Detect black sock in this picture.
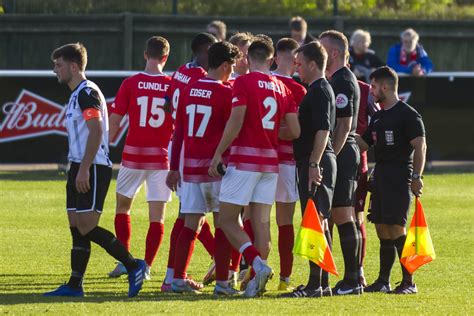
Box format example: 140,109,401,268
321,229,332,288
355,222,363,277
67,227,91,289
378,239,396,284
394,235,413,283
86,226,138,272
306,261,322,290
337,222,359,286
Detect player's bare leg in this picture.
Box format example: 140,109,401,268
276,201,295,290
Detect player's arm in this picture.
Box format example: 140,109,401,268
208,106,246,177
109,113,124,141
355,134,369,152
333,117,352,155
279,113,300,140
76,89,104,193
166,102,185,191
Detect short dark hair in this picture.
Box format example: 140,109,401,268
191,32,218,55
295,40,327,72
254,34,273,46
276,37,299,53
229,32,253,47
208,41,242,69
289,16,307,32
145,36,170,59
319,30,349,61
369,66,399,90
247,39,274,63
207,20,227,40
51,43,87,72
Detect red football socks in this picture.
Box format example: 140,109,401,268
242,245,260,267
114,214,131,251
197,219,215,258
229,248,242,272
278,224,294,278
215,228,232,282
167,217,184,268
144,222,164,267
173,227,198,280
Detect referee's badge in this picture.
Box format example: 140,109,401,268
335,93,349,109
385,130,394,145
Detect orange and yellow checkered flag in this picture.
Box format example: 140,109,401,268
400,197,436,274
293,199,338,276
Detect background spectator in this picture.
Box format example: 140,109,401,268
206,20,227,41
387,28,433,76
349,29,384,82
289,16,315,46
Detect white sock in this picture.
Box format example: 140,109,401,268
173,278,185,286
165,268,174,284
252,256,264,273
239,242,252,254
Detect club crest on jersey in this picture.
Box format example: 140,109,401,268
385,130,394,145
335,93,349,109
0,89,126,146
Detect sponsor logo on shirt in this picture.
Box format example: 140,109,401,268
335,93,349,109
0,89,126,146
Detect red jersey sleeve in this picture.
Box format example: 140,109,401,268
111,78,130,116
231,77,248,108
281,84,297,116
170,88,186,171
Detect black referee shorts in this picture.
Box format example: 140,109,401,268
368,163,412,226
332,142,360,208
296,152,337,219
66,162,112,213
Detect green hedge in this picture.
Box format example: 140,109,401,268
2,0,474,19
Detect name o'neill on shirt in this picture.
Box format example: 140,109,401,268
174,72,191,85
190,88,212,99
138,81,169,92
258,80,282,94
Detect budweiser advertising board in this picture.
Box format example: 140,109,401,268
0,70,138,163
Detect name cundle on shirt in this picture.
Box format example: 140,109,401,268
138,81,169,92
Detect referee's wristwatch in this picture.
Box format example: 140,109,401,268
309,162,319,168
412,172,423,180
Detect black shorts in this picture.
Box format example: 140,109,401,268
332,142,360,208
66,162,112,213
296,152,337,219
368,163,412,226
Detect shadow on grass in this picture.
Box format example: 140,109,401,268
0,290,251,305
0,170,120,181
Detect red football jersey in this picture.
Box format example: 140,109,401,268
273,74,307,165
111,72,173,170
229,72,297,173
170,78,232,182
165,63,207,120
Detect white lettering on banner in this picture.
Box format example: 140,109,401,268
0,89,127,146
258,80,282,94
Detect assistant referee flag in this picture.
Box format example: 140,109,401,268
293,199,338,276
400,197,436,274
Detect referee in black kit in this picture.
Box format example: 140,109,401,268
281,40,337,298
320,30,362,295
356,66,426,295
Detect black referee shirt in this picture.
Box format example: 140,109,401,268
329,66,360,143
362,101,425,166
293,78,336,161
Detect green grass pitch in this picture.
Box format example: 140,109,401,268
1,170,473,314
